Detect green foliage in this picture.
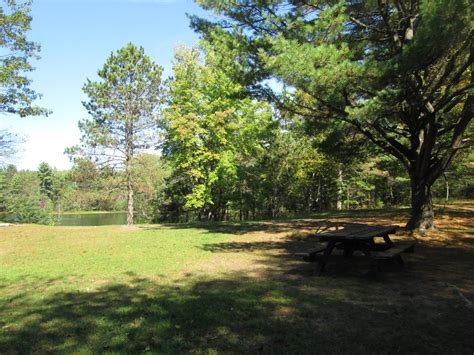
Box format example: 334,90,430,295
0,169,6,211
5,171,51,224
433,149,474,201
158,41,432,221
68,42,164,166
61,159,125,212
66,43,165,224
161,45,274,220
132,154,170,222
0,0,48,116
192,0,473,229
37,162,58,202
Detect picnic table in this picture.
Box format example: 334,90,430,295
299,223,415,275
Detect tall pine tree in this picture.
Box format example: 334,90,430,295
66,43,165,225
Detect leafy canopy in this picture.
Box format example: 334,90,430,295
191,0,473,229
162,44,273,211
0,0,48,116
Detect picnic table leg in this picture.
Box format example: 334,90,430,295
359,241,381,275
315,240,336,276
382,233,406,267
343,242,356,257
382,234,394,247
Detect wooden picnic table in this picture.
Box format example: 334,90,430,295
300,223,415,275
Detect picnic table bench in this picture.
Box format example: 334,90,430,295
297,223,415,275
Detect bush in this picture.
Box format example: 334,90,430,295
6,196,52,224
5,172,52,225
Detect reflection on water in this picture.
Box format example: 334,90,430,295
55,212,127,226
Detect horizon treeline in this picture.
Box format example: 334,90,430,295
1,1,473,230
1,40,473,225
0,147,471,224
1,117,472,225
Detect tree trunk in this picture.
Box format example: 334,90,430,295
443,173,449,204
336,168,343,210
406,179,434,231
388,183,394,207
127,172,134,225
125,119,134,226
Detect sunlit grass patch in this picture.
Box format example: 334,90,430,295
1,204,473,353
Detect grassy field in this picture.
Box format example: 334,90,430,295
1,203,473,353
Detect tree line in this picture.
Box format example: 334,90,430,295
1,0,472,230
0,123,471,224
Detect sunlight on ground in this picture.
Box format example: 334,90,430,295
1,203,473,353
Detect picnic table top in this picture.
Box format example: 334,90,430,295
316,224,397,241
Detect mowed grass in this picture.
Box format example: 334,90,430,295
1,225,227,284
1,205,474,353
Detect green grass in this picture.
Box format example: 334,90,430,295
1,225,227,286
1,211,474,353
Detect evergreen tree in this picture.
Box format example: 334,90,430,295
0,169,6,212
191,0,473,231
66,43,165,225
6,171,51,224
37,162,54,204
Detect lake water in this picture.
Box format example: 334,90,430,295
55,212,127,226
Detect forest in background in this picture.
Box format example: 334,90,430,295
1,129,471,224
1,0,472,229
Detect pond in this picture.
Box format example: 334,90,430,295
54,212,128,226
0,211,128,226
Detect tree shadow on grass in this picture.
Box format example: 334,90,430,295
140,207,413,236
141,219,333,235
1,271,473,354
2,207,473,353
1,227,474,353
143,218,401,237
141,205,472,237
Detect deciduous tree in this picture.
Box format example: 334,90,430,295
191,0,473,231
161,45,273,221
0,0,47,116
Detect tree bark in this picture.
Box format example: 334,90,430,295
125,119,134,226
406,178,434,231
127,169,134,225
444,173,449,205
336,168,343,210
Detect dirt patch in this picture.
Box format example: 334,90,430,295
193,203,474,298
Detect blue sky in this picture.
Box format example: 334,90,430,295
0,0,208,170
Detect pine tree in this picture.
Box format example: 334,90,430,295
66,43,165,225
191,0,473,230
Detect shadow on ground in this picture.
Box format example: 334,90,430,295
141,208,413,235
1,205,473,353
1,268,473,353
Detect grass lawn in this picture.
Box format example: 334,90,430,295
1,203,473,353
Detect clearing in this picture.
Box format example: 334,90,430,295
1,203,473,353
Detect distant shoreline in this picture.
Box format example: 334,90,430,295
54,211,126,216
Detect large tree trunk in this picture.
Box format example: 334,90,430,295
406,178,434,231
